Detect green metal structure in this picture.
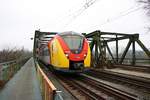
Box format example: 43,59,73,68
84,30,150,67
33,30,57,61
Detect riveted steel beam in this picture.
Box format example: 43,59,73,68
136,39,150,58
119,40,132,64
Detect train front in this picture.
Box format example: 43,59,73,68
57,32,91,72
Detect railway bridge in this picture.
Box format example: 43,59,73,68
0,30,150,100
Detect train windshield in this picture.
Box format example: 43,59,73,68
61,35,84,53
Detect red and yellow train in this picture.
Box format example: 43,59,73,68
39,31,91,72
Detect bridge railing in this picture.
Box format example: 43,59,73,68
35,61,63,100
110,58,150,66
0,58,30,87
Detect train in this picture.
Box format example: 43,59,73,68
38,31,91,73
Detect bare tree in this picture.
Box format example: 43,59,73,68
0,47,32,63
139,0,150,15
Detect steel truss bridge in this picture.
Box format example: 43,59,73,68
33,30,150,68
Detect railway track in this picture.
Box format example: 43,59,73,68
38,62,138,100
55,73,137,100
86,69,150,98
88,69,150,90
56,74,104,100
114,64,150,73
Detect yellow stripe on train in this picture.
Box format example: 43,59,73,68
84,44,91,67
50,39,69,68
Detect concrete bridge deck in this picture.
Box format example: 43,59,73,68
0,58,42,100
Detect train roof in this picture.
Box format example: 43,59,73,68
58,31,84,37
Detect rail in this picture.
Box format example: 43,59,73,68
36,62,63,100
0,58,30,87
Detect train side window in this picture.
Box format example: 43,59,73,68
46,48,49,56
43,48,45,56
43,47,49,56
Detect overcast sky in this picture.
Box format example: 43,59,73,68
0,0,149,51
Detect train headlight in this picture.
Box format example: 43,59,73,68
65,54,69,57
84,54,87,58
64,50,70,58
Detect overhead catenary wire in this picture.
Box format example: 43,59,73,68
39,0,99,31
62,0,99,28
97,5,144,27
40,0,144,32
63,1,145,31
